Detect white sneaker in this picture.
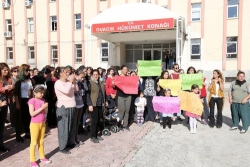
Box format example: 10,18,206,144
193,129,196,134
163,129,166,132
170,128,173,132
190,129,193,134
230,126,238,130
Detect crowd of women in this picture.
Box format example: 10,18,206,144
0,62,249,167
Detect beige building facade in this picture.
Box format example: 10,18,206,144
0,0,249,81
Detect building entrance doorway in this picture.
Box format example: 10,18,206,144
143,50,161,61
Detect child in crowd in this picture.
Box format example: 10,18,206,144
185,84,203,134
178,69,184,74
28,85,51,167
162,88,174,132
134,91,147,126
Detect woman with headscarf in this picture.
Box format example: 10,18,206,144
0,63,12,152
14,64,33,142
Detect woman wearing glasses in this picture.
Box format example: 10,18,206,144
14,64,33,142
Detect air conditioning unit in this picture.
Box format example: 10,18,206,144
3,31,12,38
24,1,31,7
2,2,10,8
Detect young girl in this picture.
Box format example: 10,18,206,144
28,85,51,167
185,84,202,134
162,88,174,132
134,91,147,126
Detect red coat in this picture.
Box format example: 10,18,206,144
200,77,207,98
105,77,117,96
0,78,12,103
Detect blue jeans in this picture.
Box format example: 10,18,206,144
169,59,175,69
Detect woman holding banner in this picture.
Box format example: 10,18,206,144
208,70,224,128
116,65,132,131
156,70,170,124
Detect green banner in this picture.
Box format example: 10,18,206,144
180,74,203,90
138,60,162,77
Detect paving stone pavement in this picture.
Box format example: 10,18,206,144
0,121,153,167
1,96,250,167
125,98,250,167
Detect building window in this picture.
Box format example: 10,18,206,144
101,43,108,61
50,0,56,1
6,0,11,5
51,16,57,31
75,14,81,30
75,44,82,62
6,20,12,32
226,37,237,58
51,46,58,62
28,18,34,33
100,0,107,1
191,38,201,59
7,47,13,60
191,3,201,21
28,46,35,59
29,0,33,3
228,0,238,18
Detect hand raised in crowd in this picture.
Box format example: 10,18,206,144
3,85,9,90
69,74,76,84
0,100,7,107
42,102,48,109
89,106,93,112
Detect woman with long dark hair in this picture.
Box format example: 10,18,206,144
0,63,12,151
208,69,224,128
54,66,78,154
9,66,19,130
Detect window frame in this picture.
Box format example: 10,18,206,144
28,46,35,59
50,16,57,31
51,45,58,62
7,47,13,60
75,44,82,63
6,19,12,32
191,3,201,22
226,37,238,58
75,14,81,30
101,42,109,62
28,18,34,33
190,38,201,60
227,0,238,19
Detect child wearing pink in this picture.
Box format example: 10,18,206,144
28,85,51,167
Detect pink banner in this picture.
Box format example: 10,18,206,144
114,76,139,94
152,96,180,114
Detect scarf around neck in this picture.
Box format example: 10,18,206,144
235,79,246,87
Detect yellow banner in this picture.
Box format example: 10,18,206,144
178,91,203,116
159,79,182,96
